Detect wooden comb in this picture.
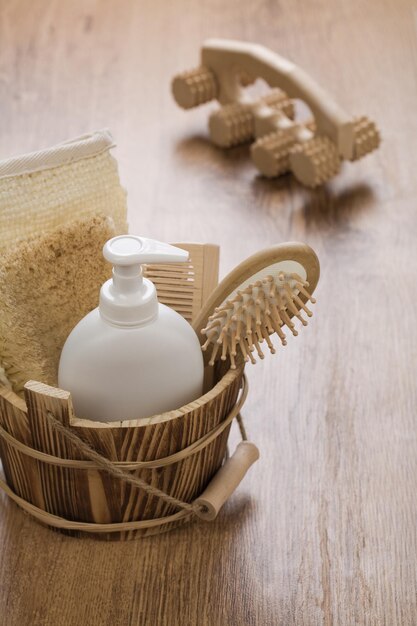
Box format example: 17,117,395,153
143,242,219,324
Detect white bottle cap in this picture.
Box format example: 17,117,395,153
99,235,189,326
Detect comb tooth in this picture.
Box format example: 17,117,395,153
292,292,313,317
291,272,309,287
239,337,250,362
255,324,264,344
232,298,243,313
217,328,226,345
295,282,316,304
202,321,220,334
283,286,307,324
201,337,211,351
264,313,275,335
267,301,288,344
222,317,232,332
245,308,252,335
202,325,219,339
253,335,265,360
236,318,242,341
283,284,298,308
271,318,288,346
231,328,237,358
275,288,286,313
236,315,242,341
230,350,236,369
208,311,223,322
261,326,276,354
220,334,228,361
279,306,298,336
222,303,234,314
255,298,262,326
269,281,277,299
209,342,220,366
209,309,226,322
221,315,234,336
259,286,268,312
246,327,255,351
266,306,287,344
232,303,242,326
294,312,308,327
285,293,308,326
245,339,257,364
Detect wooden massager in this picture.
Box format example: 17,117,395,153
172,39,380,187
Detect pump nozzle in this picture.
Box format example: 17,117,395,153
103,235,189,266
100,235,189,326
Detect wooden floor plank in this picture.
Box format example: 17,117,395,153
0,0,416,624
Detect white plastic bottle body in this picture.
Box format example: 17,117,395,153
58,304,204,422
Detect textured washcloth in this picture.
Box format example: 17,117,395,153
0,214,117,393
0,130,128,253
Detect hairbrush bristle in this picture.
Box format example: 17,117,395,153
201,272,316,368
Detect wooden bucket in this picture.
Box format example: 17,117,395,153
0,360,247,540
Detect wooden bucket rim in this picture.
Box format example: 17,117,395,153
69,362,245,430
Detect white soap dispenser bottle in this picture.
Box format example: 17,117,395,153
58,235,204,422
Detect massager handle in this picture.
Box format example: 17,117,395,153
202,39,354,158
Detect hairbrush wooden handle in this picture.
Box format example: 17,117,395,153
194,441,259,521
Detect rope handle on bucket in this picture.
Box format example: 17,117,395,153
0,375,259,532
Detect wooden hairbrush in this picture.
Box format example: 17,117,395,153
192,242,319,369
172,39,380,187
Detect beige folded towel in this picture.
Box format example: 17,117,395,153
0,130,128,392
0,130,128,252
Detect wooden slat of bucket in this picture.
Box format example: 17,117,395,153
0,386,30,443
24,381,115,526
0,385,45,509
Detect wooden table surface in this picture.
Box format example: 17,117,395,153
1,1,416,624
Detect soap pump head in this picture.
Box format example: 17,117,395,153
99,235,189,326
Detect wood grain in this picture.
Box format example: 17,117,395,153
0,0,416,624
0,365,243,539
